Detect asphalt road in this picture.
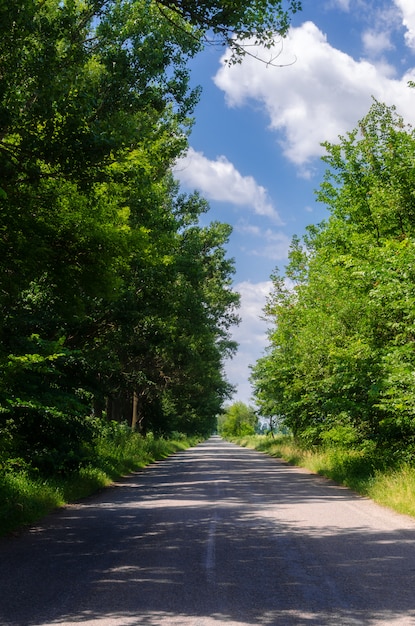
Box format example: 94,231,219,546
1,436,415,625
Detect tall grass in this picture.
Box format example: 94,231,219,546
0,426,200,537
367,465,415,517
0,471,65,536
233,434,415,519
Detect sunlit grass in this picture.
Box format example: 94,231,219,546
233,434,415,519
367,465,415,517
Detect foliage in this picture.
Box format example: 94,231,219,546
251,100,415,458
156,0,302,64
0,422,199,537
0,0,258,476
218,401,258,437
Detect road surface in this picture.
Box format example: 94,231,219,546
1,436,415,625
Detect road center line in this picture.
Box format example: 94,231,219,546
205,512,218,583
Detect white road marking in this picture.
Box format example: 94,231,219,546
205,512,218,583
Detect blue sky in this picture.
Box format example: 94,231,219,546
173,0,415,406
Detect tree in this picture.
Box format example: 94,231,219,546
156,0,302,63
0,0,200,304
251,101,415,453
0,0,201,441
0,0,301,469
90,187,239,436
218,401,258,437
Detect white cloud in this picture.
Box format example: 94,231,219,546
362,29,394,57
236,223,291,261
174,147,282,222
254,229,291,260
394,0,415,51
236,223,262,237
225,280,272,404
214,20,415,169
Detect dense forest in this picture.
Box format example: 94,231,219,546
251,100,415,460
0,0,301,475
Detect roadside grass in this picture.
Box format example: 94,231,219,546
232,434,415,519
0,431,199,537
366,465,415,517
0,471,65,537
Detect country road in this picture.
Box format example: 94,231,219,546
1,436,415,626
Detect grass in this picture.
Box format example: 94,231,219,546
367,465,415,517
232,434,415,519
0,430,200,537
0,471,66,536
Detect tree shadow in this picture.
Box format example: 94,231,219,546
1,437,415,625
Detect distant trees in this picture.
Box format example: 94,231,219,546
251,101,415,456
218,401,258,437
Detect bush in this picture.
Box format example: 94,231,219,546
320,424,359,448
1,405,97,475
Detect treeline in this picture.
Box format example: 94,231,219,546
217,401,258,437
0,0,303,474
0,1,240,473
252,100,415,459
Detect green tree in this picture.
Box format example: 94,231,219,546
0,0,301,467
252,101,415,454
218,401,258,437
90,187,239,436
156,0,302,63
0,0,199,452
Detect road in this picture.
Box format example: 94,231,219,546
1,436,415,625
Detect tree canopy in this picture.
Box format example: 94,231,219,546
156,0,302,63
251,101,415,457
0,0,301,473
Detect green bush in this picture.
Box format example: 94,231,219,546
2,405,97,474
320,424,359,448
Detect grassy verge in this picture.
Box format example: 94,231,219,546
0,430,200,537
232,434,415,519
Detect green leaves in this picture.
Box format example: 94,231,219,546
218,401,258,437
252,101,415,454
156,0,302,63
0,0,246,466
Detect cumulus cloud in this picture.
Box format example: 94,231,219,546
214,20,415,169
395,0,415,51
174,147,282,222
225,280,272,404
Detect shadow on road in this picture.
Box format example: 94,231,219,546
1,437,415,625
